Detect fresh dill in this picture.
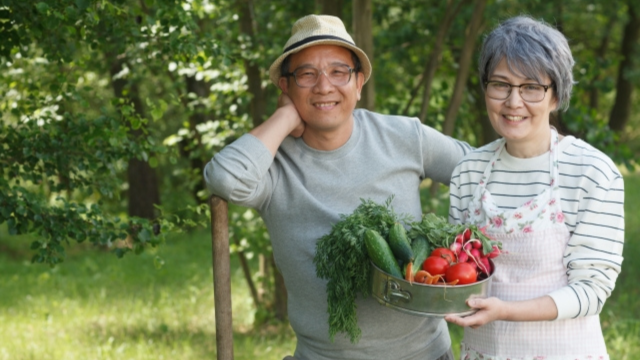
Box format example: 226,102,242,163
313,196,411,343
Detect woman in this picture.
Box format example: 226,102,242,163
445,16,625,360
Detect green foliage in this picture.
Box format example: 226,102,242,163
0,0,231,265
562,105,634,169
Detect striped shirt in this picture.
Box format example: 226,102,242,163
449,135,625,320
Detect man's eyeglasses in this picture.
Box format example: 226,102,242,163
484,81,553,102
285,64,355,88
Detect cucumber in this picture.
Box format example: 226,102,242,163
406,235,430,276
388,222,414,263
364,229,402,278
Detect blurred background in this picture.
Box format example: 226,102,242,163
1,0,638,359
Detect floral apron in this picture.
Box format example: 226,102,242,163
460,129,608,360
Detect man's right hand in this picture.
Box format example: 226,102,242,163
277,93,305,138
249,92,305,157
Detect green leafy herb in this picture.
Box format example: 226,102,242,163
313,196,411,343
408,213,499,254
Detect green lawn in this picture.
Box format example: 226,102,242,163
0,172,638,360
0,229,296,360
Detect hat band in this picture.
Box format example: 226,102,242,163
283,35,355,53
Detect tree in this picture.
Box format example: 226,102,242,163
0,0,222,265
317,0,343,18
609,1,640,131
441,0,486,137
406,0,468,121
353,0,375,110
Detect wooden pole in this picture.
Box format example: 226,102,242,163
210,196,234,360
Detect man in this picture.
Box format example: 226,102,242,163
204,14,471,360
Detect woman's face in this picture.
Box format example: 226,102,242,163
485,58,558,156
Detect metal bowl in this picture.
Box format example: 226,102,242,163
370,261,494,317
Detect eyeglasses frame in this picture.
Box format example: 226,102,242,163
285,65,356,88
484,80,554,103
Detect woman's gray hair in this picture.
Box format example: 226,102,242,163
478,15,575,111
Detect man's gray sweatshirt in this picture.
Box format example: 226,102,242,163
204,108,471,359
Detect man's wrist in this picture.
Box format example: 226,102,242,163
273,105,302,132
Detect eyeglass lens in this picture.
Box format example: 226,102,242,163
293,65,352,88
486,82,547,102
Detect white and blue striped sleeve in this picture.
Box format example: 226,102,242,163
549,146,625,320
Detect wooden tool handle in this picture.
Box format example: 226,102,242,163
210,196,234,360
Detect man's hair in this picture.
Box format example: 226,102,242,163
478,15,575,111
280,49,363,80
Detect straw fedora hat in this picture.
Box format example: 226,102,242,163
268,14,372,87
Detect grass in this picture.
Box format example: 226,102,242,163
0,229,296,360
0,172,638,359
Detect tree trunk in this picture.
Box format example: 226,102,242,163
554,0,564,34
127,158,160,219
237,0,287,321
109,56,160,220
589,14,617,110
238,0,266,128
271,254,288,321
258,253,269,301
352,0,374,110
417,0,468,122
233,235,261,308
319,0,343,18
183,75,209,201
442,0,486,137
609,2,640,131
467,77,497,145
431,0,486,196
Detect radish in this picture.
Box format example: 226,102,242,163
478,257,492,275
450,241,462,255
458,251,469,263
471,239,482,249
462,228,471,241
463,242,473,251
465,256,478,269
488,245,501,259
469,248,481,260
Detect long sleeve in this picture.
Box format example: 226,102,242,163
203,134,275,209
548,141,625,319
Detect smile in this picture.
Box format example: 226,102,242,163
504,115,526,121
313,101,338,110
314,102,338,108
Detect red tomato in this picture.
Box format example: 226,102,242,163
430,248,456,263
445,262,478,284
422,256,450,276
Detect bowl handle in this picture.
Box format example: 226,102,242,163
384,279,412,303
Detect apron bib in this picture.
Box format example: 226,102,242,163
460,129,608,360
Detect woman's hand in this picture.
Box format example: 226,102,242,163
445,295,559,328
445,297,506,328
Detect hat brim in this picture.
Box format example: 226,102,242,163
268,39,372,87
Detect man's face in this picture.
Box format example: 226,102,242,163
279,45,364,137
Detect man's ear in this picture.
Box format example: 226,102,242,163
355,71,365,101
278,77,289,94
